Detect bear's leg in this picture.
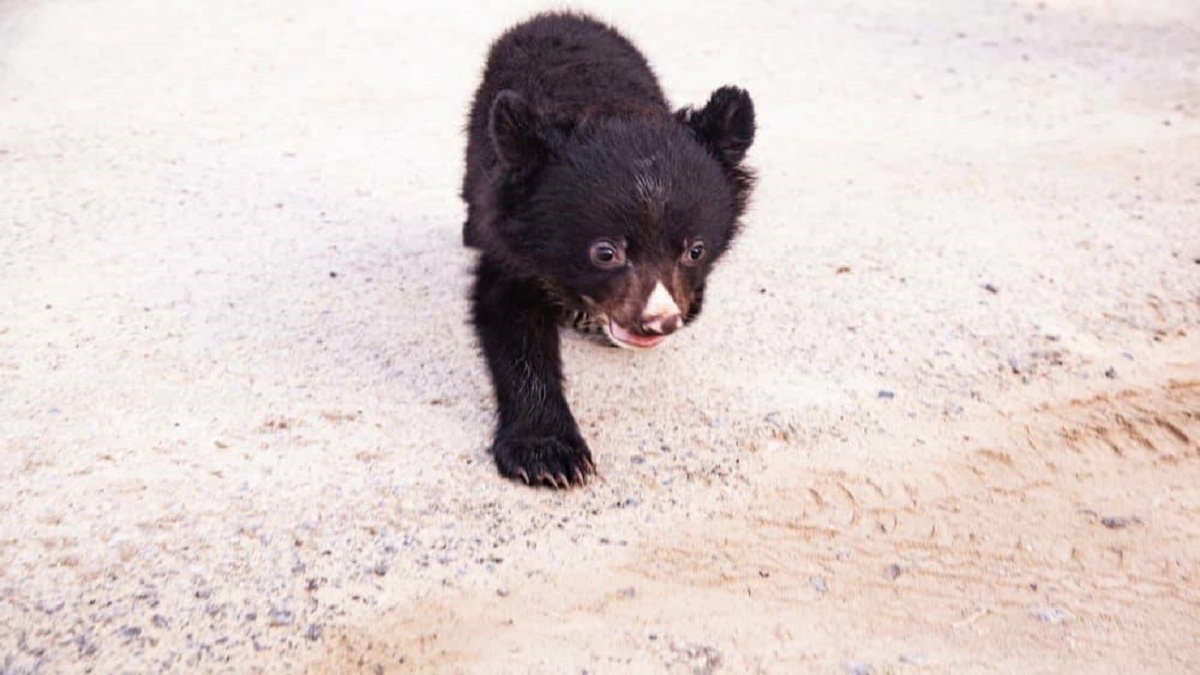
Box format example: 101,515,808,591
462,203,478,247
471,257,595,488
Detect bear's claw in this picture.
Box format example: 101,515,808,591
493,434,594,489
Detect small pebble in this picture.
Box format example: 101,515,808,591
618,587,636,599
1104,366,1117,379
1101,516,1138,529
267,608,294,627
372,561,389,577
884,564,903,581
877,390,895,400
982,282,999,294
304,624,323,641
809,575,828,594
496,588,509,598
846,661,872,675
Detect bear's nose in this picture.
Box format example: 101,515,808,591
640,282,683,335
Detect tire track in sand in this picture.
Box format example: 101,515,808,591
633,376,1200,672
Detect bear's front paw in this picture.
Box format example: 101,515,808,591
492,433,595,489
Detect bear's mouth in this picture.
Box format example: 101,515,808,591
606,319,667,350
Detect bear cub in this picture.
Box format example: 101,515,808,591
462,12,756,488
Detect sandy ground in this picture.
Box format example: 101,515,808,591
2,0,1199,673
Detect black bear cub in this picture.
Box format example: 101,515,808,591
462,12,755,488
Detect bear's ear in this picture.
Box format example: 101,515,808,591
678,86,756,167
489,90,551,168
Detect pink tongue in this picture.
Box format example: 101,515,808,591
609,320,666,348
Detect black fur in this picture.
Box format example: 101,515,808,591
461,12,756,488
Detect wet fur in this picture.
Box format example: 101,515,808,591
461,12,756,487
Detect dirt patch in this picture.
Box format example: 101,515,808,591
318,370,1200,674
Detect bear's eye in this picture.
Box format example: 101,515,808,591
682,241,706,266
589,240,625,269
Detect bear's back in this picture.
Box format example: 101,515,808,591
478,12,668,121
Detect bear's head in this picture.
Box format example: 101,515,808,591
479,86,755,349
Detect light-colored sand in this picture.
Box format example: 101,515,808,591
2,1,1198,673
